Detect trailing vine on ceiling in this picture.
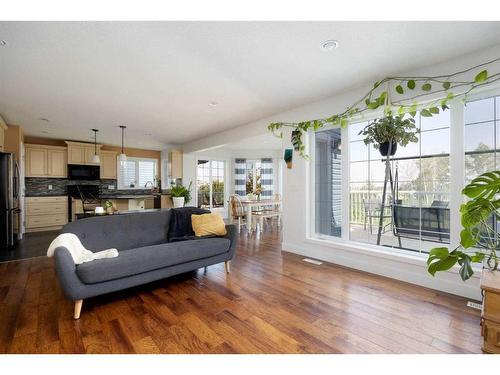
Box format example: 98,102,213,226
268,58,500,158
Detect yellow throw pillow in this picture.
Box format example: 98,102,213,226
191,213,227,237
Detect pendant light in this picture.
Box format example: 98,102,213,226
91,129,100,164
119,125,127,162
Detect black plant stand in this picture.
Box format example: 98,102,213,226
376,143,402,248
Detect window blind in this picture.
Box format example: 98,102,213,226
118,158,157,189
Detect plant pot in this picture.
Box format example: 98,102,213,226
379,141,397,156
172,197,185,208
106,207,114,215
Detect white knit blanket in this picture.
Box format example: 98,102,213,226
47,233,119,264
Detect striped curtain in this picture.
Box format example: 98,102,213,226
260,158,273,198
234,158,246,196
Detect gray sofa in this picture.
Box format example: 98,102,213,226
53,209,237,319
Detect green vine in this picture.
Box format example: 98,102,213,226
268,58,500,158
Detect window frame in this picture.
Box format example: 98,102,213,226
308,89,500,260
195,159,227,211
117,156,158,190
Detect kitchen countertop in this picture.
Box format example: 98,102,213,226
100,194,158,199
76,208,163,220
26,192,171,198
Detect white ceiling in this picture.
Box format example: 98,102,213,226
1,21,500,150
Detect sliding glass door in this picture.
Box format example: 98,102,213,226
196,160,226,212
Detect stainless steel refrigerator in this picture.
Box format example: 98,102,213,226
0,152,20,250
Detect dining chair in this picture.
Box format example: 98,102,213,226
259,192,282,229
229,195,248,233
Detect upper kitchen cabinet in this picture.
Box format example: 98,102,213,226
168,150,183,179
66,141,102,165
25,144,67,178
47,148,67,177
100,150,117,179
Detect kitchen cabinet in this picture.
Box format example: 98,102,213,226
161,195,173,209
100,150,118,179
168,150,183,179
25,144,67,178
66,141,102,165
67,143,85,164
0,121,7,152
25,196,68,232
47,148,67,177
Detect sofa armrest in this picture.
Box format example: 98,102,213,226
224,224,238,259
53,247,87,301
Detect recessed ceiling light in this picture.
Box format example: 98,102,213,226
0,40,7,47
321,40,339,51
209,101,218,107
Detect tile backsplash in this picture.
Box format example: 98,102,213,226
25,178,154,197
25,178,115,196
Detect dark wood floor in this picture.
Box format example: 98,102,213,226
0,226,482,353
0,231,59,263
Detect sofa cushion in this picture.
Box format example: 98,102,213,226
191,213,227,237
168,207,210,242
61,210,171,252
75,237,231,284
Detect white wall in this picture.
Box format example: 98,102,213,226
181,44,500,299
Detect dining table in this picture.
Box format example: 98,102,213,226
239,198,282,232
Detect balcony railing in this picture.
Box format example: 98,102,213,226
197,191,225,208
349,190,449,225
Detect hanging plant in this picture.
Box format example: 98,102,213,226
268,58,500,158
291,130,303,152
360,115,419,156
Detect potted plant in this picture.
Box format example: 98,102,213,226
359,115,419,156
427,171,500,281
104,200,114,215
170,182,192,208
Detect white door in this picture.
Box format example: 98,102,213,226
196,160,227,216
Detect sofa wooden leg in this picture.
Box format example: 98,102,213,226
224,261,230,274
74,299,83,320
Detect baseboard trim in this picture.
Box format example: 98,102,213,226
282,240,481,300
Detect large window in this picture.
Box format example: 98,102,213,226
315,129,342,238
348,111,450,253
464,96,500,243
197,160,225,210
465,96,500,181
314,107,454,253
118,157,157,189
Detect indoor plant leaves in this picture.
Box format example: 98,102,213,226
462,171,500,200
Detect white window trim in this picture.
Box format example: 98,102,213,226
195,159,228,211
307,87,500,264
118,156,158,190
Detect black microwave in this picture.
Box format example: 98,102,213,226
67,164,100,180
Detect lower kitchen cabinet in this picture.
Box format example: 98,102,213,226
25,196,68,232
